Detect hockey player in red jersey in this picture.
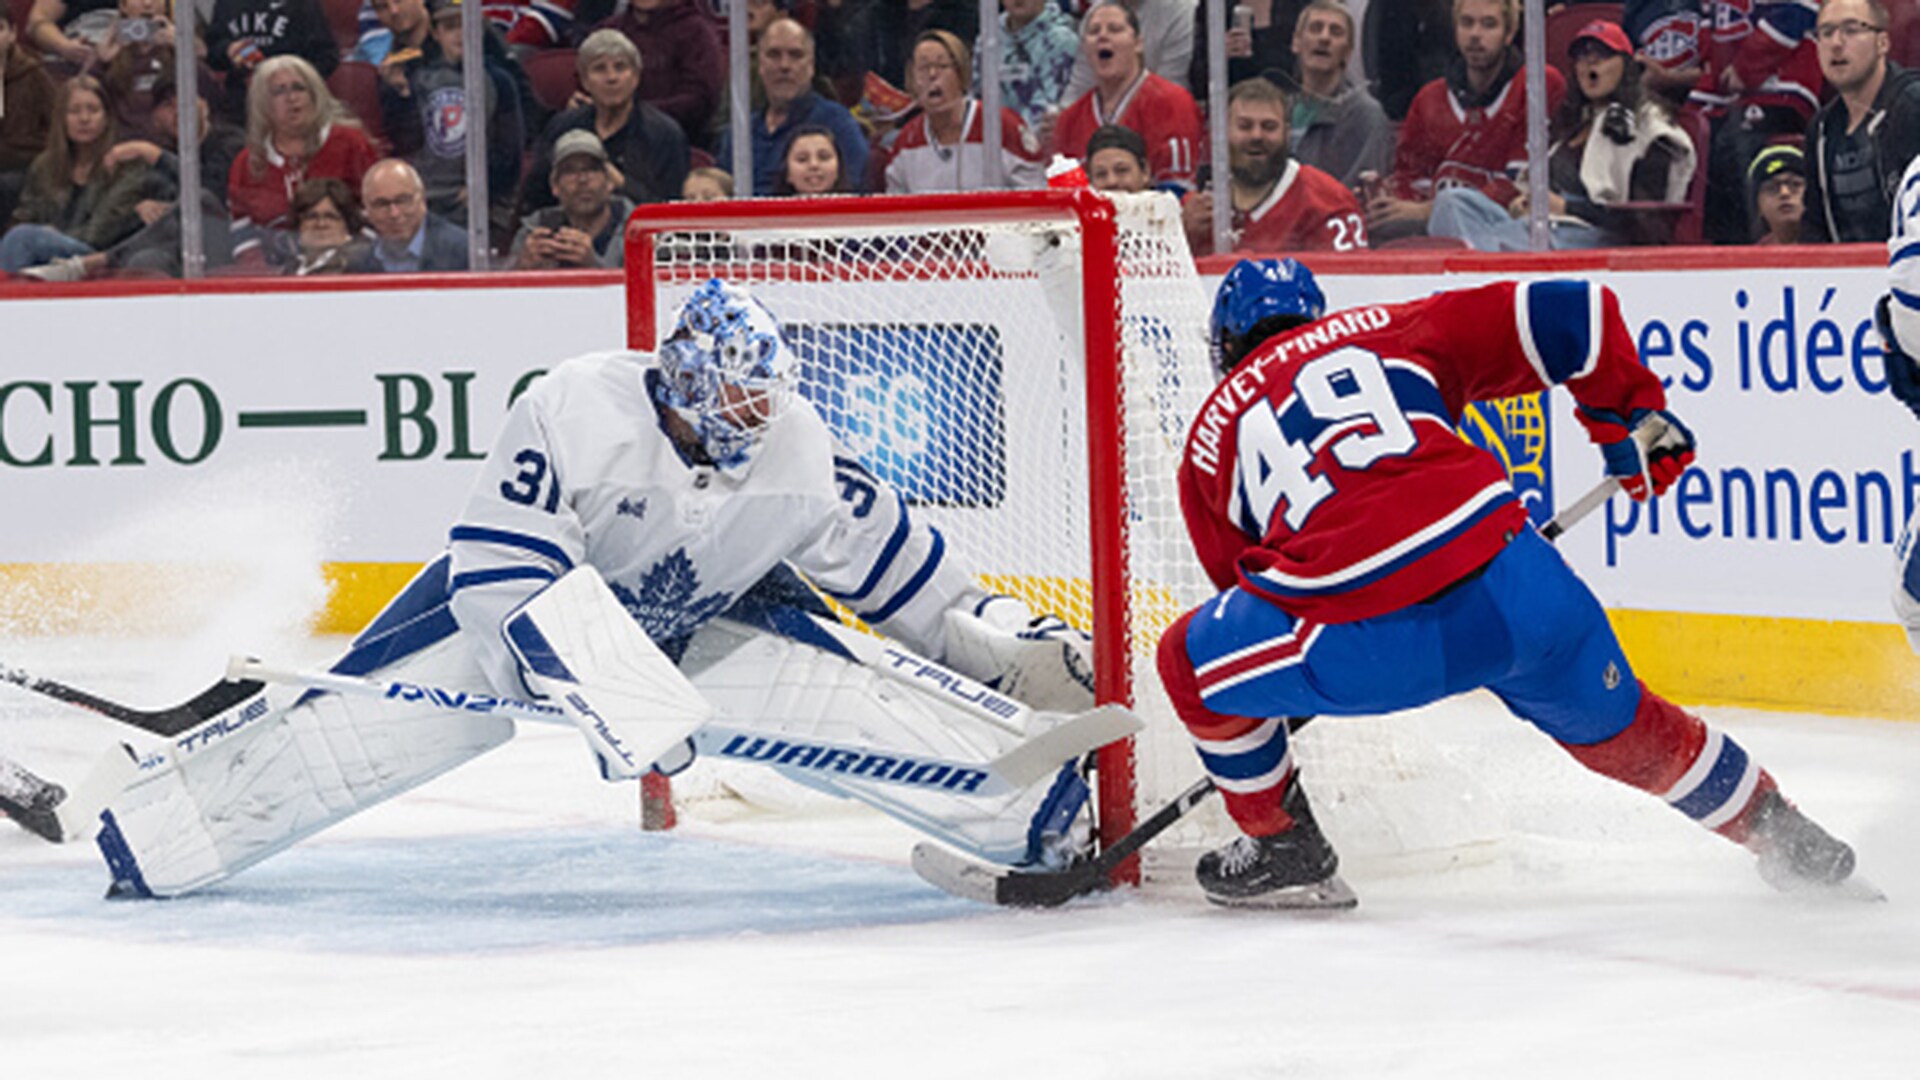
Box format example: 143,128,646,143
1182,78,1367,256
1156,258,1870,909
1367,0,1566,239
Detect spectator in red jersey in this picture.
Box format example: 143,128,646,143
1052,1,1203,189
227,55,380,265
1748,142,1805,244
774,125,850,195
1180,77,1366,255
1085,123,1152,193
1428,19,1696,250
884,29,1045,192
1365,0,1565,241
0,74,150,272
597,0,723,146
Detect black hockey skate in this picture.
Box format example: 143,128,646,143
1745,790,1881,900
0,762,66,844
1195,781,1357,910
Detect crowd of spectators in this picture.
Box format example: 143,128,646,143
3,0,1920,280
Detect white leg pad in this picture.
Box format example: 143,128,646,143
682,620,1086,865
98,639,514,898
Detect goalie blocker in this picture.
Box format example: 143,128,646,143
90,561,1130,897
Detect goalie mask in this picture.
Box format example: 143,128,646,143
655,280,798,470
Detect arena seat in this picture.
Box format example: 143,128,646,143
525,48,581,114
322,0,363,55
327,60,387,152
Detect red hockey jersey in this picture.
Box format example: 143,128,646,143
1694,0,1821,122
1052,71,1202,187
1177,280,1668,625
1188,159,1368,256
1390,65,1565,207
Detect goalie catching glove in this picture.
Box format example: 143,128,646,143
942,595,1096,713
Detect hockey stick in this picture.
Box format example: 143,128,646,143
913,475,1625,906
912,777,1220,907
229,658,1142,796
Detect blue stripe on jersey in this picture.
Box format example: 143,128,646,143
1196,729,1290,783
1246,486,1516,602
1891,239,1920,269
1755,0,1817,42
450,566,558,593
828,493,912,604
862,527,947,623
505,612,576,683
1522,281,1598,384
1894,287,1920,314
448,525,576,571
331,554,462,676
1670,736,1752,821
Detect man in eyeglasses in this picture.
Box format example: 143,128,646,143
1802,0,1920,242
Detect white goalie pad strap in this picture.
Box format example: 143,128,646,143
505,566,715,779
98,640,513,898
941,606,1096,714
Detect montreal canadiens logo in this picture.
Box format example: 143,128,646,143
426,86,467,158
1639,15,1702,67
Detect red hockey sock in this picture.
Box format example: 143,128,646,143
1560,683,1774,843
1158,610,1299,837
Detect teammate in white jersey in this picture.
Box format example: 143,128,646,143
1879,156,1920,651
91,281,1105,898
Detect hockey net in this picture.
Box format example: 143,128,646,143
624,191,1496,883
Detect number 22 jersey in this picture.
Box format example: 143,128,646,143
1176,280,1670,624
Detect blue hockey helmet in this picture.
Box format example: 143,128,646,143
655,279,798,469
1209,258,1327,376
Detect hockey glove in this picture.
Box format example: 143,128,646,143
1597,409,1696,501
1877,295,1920,423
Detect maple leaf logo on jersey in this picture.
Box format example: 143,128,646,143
610,549,733,642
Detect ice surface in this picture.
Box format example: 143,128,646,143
3,630,1916,1080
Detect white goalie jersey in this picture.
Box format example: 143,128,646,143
1890,156,1920,351
448,350,994,695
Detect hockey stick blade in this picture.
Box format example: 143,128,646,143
0,756,67,843
912,777,1219,907
987,704,1143,790
1,662,266,739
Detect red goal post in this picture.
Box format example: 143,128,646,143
624,190,1223,880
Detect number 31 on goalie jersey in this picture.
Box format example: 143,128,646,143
1230,346,1420,536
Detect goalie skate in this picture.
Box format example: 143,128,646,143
0,758,65,843
1195,783,1357,911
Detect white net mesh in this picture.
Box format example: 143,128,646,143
632,193,1498,880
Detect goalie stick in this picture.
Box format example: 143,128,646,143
913,476,1622,907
